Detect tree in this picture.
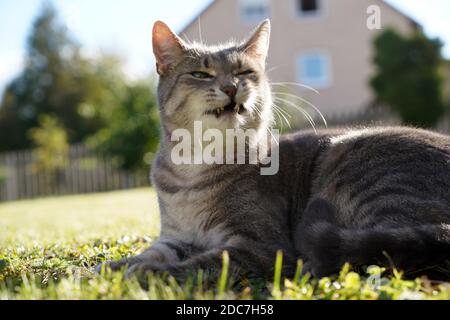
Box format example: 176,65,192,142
0,3,119,151
28,114,69,190
89,80,160,171
28,114,69,172
371,29,446,128
0,3,160,171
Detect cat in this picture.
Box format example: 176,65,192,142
96,19,450,280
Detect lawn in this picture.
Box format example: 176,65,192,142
0,188,449,300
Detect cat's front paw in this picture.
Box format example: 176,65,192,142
94,257,136,274
124,262,175,280
94,259,123,274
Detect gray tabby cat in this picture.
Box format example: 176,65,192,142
98,20,450,280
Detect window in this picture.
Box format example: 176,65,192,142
240,0,270,23
296,0,322,17
297,51,331,89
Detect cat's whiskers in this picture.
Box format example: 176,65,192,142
251,103,263,118
272,102,292,120
270,82,320,95
271,103,292,130
254,96,291,131
268,105,283,130
253,97,274,124
269,81,326,130
197,16,204,45
266,126,279,146
244,109,279,147
250,97,272,126
274,92,327,128
266,98,292,122
273,96,317,133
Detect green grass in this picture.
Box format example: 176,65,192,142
0,188,449,300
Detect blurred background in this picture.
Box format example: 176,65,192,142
0,0,449,202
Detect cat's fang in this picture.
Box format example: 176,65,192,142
234,104,240,113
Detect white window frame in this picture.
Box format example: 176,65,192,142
293,0,326,20
239,0,270,24
297,50,332,90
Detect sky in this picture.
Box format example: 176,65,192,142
0,0,450,96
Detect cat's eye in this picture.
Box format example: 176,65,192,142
190,71,214,80
236,70,254,76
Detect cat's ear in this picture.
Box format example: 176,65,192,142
152,21,186,75
241,19,271,65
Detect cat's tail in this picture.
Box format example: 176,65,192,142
295,199,450,278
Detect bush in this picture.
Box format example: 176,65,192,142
90,80,160,171
28,114,69,172
371,29,446,127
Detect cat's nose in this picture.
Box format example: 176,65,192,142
220,85,237,99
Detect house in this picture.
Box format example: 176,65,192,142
181,0,420,123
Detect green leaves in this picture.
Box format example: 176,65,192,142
0,259,8,271
89,80,160,171
1,241,449,300
0,189,449,300
371,29,446,128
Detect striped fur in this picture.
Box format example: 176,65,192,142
97,20,450,281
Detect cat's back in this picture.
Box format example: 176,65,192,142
280,126,450,175
331,126,450,150
313,126,450,191
322,126,450,166
309,126,450,226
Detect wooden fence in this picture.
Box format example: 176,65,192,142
0,145,150,202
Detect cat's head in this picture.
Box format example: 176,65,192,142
152,20,273,135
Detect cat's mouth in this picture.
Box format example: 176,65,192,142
205,102,245,118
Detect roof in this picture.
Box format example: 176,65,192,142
178,0,218,34
379,0,421,29
180,0,422,34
